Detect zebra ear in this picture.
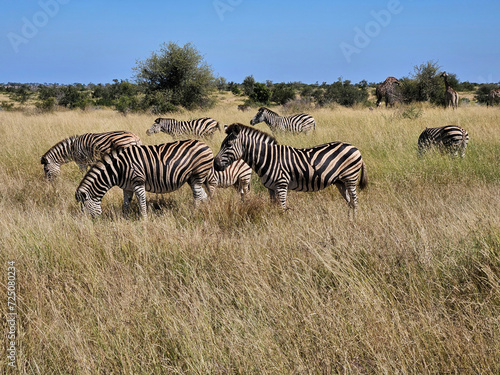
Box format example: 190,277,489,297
232,124,241,135
40,156,46,164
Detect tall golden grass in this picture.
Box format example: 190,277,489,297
1,101,499,374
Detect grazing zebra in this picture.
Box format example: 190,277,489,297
146,117,220,137
250,107,316,134
418,125,469,157
237,104,251,111
214,124,367,218
75,140,214,218
206,158,252,200
41,131,142,181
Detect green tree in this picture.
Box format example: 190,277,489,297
134,42,217,111
242,75,255,96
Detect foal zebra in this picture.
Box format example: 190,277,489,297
250,107,316,134
214,124,367,218
146,117,220,137
75,140,213,218
41,131,142,180
418,125,469,157
207,158,252,200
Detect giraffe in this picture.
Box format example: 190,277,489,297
441,72,459,110
487,88,500,107
375,76,400,107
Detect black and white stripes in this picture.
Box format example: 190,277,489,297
250,107,316,134
418,125,469,157
41,131,142,180
75,140,214,218
146,117,220,137
214,124,367,217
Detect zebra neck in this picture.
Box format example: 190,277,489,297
50,137,76,165
241,140,275,177
264,111,280,125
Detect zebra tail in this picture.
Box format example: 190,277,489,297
358,161,368,190
215,122,221,132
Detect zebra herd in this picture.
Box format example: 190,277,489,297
41,107,469,219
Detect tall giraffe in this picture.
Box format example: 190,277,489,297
375,77,400,107
487,88,500,107
441,72,459,110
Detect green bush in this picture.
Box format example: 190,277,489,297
35,97,57,113
249,82,271,105
271,83,296,105
317,79,368,107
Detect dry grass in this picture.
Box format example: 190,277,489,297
1,103,499,374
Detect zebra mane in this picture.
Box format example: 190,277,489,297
226,123,278,145
259,107,279,116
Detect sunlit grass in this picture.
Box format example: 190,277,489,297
0,103,499,373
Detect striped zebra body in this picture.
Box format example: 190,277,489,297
207,158,252,200
75,140,213,218
250,107,316,134
418,125,469,157
41,131,141,180
214,124,367,217
147,117,220,137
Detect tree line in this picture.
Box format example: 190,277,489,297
1,42,498,114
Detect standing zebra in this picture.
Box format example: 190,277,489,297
41,131,142,181
206,158,252,201
146,117,220,138
75,140,214,218
250,107,316,134
418,125,469,157
214,124,367,218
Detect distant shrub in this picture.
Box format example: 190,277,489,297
271,83,296,105
249,82,271,105
317,79,368,107
400,105,422,119
35,97,57,113
0,101,15,111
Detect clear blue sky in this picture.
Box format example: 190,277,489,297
1,0,499,85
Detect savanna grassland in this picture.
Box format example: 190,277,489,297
0,99,499,374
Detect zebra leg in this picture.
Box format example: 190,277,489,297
275,183,289,210
268,189,277,203
123,189,134,217
335,182,350,204
133,185,148,218
345,182,359,221
190,179,208,207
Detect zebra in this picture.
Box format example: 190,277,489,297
250,107,316,134
214,124,367,218
75,140,214,218
417,125,469,158
41,131,142,181
146,117,220,138
206,158,252,201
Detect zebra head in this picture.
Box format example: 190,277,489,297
250,107,267,125
75,189,102,217
214,124,244,172
146,118,162,136
40,156,60,181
